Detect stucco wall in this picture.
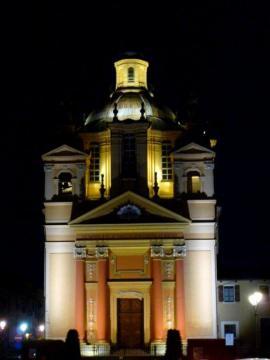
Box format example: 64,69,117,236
46,243,75,339
184,248,216,338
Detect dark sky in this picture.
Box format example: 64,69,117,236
1,2,270,292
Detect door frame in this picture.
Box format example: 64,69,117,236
108,281,152,345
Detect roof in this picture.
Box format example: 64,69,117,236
83,89,179,131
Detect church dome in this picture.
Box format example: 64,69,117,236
84,90,176,126
83,56,179,131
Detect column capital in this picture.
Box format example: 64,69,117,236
151,245,164,258
151,245,186,258
205,160,215,170
173,245,187,258
74,246,87,259
74,246,109,259
44,164,54,172
95,246,109,258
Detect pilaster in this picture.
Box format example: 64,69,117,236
75,258,86,340
175,259,186,339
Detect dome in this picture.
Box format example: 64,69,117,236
83,57,179,131
85,90,176,127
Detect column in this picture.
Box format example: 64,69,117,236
175,259,186,339
152,259,163,340
96,259,108,342
75,259,85,340
44,164,53,200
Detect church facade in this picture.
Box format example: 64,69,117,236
42,56,218,355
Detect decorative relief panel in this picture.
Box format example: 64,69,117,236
86,248,96,258
144,255,149,266
118,290,143,299
85,262,97,282
162,261,175,280
162,282,175,332
110,254,149,278
165,296,174,330
87,297,96,342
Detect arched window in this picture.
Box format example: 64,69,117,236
161,141,173,180
128,67,135,83
89,143,100,182
187,171,201,193
122,134,136,178
58,172,73,195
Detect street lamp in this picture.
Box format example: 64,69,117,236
0,320,7,331
19,322,28,336
38,324,45,333
37,324,45,339
248,291,263,356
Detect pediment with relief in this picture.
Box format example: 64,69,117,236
174,142,215,160
42,144,87,162
69,191,190,225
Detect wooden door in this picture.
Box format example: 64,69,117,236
117,298,144,349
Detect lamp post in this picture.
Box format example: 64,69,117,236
248,291,263,356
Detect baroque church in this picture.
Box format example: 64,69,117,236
42,55,218,355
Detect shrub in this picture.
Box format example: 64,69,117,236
165,329,184,360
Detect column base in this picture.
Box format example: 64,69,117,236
182,339,188,356
150,341,166,356
80,342,110,357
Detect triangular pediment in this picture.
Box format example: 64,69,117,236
174,142,215,160
42,144,87,162
69,191,190,225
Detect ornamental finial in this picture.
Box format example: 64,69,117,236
140,101,146,120
153,171,159,199
100,174,106,199
113,103,119,122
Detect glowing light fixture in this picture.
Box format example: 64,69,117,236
0,320,7,330
38,324,45,332
248,291,263,307
19,322,28,333
210,138,217,148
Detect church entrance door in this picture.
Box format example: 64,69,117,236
117,298,144,349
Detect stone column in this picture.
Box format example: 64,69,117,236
151,259,163,340
44,164,54,200
96,259,108,342
175,259,186,339
75,259,85,340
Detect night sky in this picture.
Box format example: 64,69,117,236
1,2,270,294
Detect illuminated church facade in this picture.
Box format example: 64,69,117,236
42,56,217,355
